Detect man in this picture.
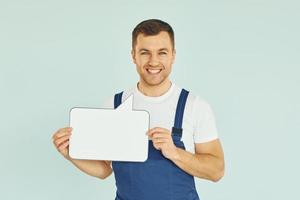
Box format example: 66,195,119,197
52,19,225,200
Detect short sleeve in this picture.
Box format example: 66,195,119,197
192,96,219,143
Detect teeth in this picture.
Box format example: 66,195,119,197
147,69,161,74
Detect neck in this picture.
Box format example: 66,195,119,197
137,79,172,97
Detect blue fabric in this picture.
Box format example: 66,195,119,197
112,89,199,200
114,92,123,109
173,89,189,130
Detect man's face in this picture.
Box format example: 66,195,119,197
131,31,176,87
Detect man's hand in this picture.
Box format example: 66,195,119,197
52,127,73,160
51,126,113,179
147,127,179,160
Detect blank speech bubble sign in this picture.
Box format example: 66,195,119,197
69,95,149,162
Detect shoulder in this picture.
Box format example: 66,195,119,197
191,94,214,119
175,85,212,113
176,86,216,124
190,93,213,113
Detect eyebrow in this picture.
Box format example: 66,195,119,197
139,48,169,52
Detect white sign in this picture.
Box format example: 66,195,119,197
69,95,149,162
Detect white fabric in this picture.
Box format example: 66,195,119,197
102,83,219,154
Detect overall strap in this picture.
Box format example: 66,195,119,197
172,89,189,137
114,92,123,109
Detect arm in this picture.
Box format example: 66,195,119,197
52,127,113,179
169,97,224,181
148,127,225,182
171,139,224,182
67,158,112,179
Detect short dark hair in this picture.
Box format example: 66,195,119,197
132,19,175,50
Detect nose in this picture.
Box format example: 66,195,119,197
148,54,159,67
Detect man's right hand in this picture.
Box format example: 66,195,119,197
51,126,113,179
52,127,73,160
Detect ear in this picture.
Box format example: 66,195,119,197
171,49,176,64
131,49,136,64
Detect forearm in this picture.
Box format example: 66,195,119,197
67,158,112,179
171,148,224,182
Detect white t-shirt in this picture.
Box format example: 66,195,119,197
102,83,219,154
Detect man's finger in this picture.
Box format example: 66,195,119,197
54,134,71,147
52,128,72,140
152,136,167,141
153,142,165,150
148,128,168,138
149,127,170,133
153,138,168,144
57,127,72,134
148,127,170,136
152,133,170,139
58,141,69,151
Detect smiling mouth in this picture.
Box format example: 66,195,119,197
146,69,162,75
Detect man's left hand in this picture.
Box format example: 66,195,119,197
147,127,179,160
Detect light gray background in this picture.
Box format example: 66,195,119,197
0,0,299,199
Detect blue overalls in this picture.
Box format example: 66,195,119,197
112,89,200,200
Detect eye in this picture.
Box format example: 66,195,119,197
159,52,167,55
140,52,149,55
